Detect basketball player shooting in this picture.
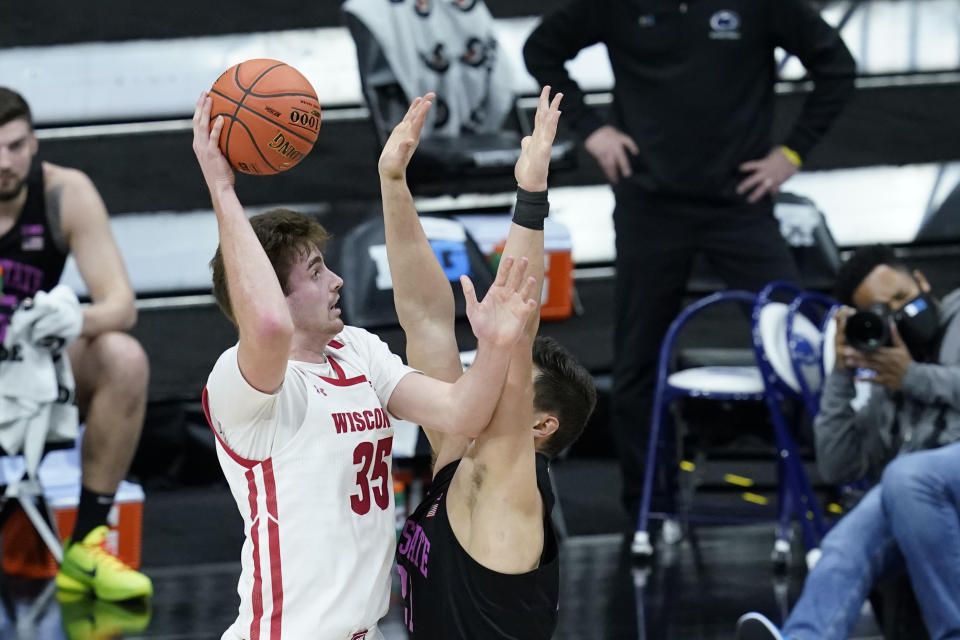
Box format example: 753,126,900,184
380,87,597,637
190,91,540,640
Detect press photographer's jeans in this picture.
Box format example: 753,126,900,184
883,444,960,640
783,442,960,640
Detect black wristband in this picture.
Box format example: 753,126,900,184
512,187,549,230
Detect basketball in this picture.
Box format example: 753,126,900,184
208,59,322,175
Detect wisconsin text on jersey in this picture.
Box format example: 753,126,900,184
331,406,393,434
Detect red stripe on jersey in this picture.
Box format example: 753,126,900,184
202,387,261,469
328,339,344,349
262,460,284,640
246,469,264,640
315,355,368,387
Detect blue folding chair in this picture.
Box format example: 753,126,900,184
632,290,766,557
788,292,873,543
785,290,841,418
751,281,829,566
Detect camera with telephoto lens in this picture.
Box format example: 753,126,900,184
844,303,894,353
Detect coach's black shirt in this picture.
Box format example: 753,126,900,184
524,0,856,205
395,454,559,639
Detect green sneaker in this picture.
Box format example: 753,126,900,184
55,526,153,601
58,590,152,640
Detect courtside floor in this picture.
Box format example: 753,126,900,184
1,472,887,640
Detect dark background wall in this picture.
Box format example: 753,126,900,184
4,0,546,45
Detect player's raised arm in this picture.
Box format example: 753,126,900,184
379,93,467,456
378,94,461,379
387,255,538,437
192,92,292,393
501,86,562,342
459,87,564,511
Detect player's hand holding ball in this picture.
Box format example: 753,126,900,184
192,92,235,196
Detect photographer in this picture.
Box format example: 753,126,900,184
816,245,960,485
737,244,960,640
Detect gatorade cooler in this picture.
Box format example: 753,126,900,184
0,443,144,579
1,480,145,579
455,214,574,320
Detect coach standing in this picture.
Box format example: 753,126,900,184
523,0,856,527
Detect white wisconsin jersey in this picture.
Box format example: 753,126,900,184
204,326,414,640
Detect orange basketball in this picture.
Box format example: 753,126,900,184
209,59,322,175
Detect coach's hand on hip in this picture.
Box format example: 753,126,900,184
737,146,800,203
585,125,639,185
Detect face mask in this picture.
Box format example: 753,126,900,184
894,293,941,361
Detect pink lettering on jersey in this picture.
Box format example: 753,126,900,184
397,520,431,577
397,563,414,631
0,259,44,295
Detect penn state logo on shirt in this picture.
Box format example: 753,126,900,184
709,10,741,40
413,0,431,17
468,104,489,130
433,95,450,128
420,42,450,72
460,36,493,67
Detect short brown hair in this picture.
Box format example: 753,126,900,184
210,208,331,326
533,336,597,458
0,87,32,128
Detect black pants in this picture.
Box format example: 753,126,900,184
611,194,800,515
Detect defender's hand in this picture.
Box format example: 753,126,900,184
514,86,563,192
191,92,235,194
461,256,537,348
378,93,435,182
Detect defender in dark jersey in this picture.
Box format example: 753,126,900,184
380,88,596,638
0,88,152,614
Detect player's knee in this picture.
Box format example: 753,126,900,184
90,332,150,396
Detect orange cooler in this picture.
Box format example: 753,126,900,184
458,215,574,321
1,481,145,579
